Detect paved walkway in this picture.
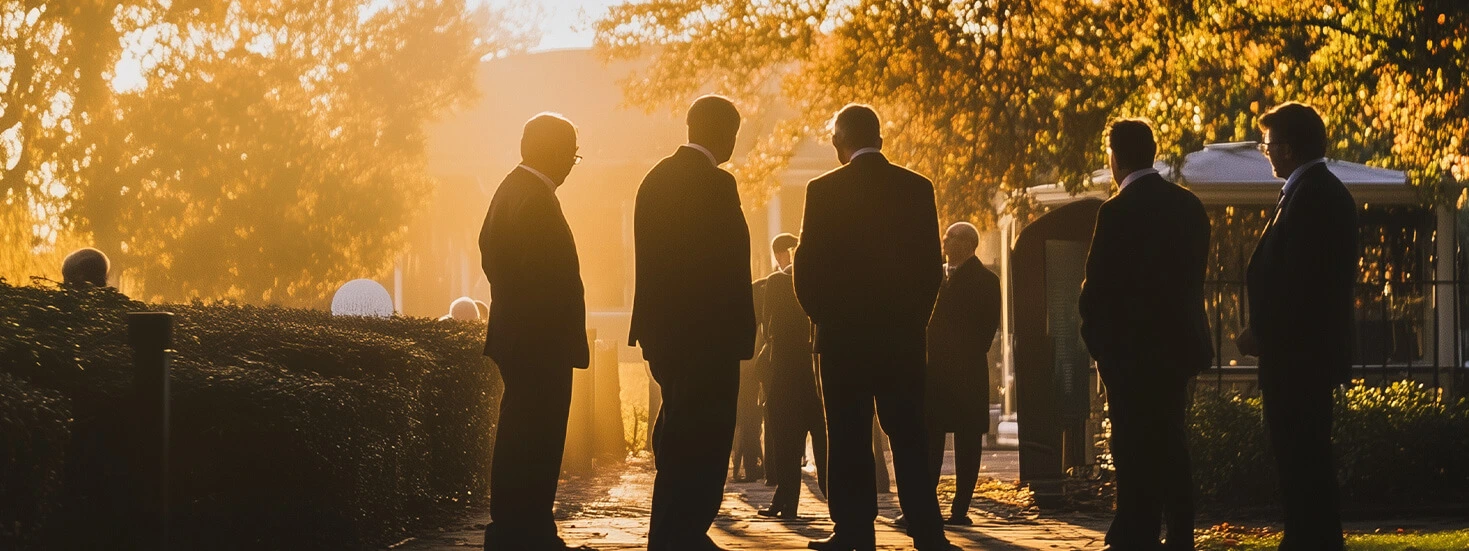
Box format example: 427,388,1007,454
395,452,1110,550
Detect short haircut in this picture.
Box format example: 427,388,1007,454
1106,118,1157,171
947,221,980,246
832,104,881,149
686,95,741,137
770,233,799,254
1259,102,1327,159
520,113,577,161
62,248,109,287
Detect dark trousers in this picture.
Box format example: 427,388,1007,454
731,359,765,479
1259,363,1344,551
1099,365,1194,551
647,357,741,550
485,361,574,550
925,428,983,517
818,347,947,547
766,375,828,512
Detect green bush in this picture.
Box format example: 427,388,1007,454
0,281,500,549
1187,381,1469,510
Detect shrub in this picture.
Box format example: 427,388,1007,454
0,281,500,549
1186,381,1469,511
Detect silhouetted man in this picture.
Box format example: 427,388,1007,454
731,278,768,482
794,104,956,551
1237,102,1355,551
629,95,757,551
757,233,828,519
924,222,1001,527
478,113,593,551
62,248,110,287
1079,119,1211,551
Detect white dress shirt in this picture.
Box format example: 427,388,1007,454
683,143,718,166
1283,158,1327,198
851,147,882,160
1118,167,1158,190
516,164,557,193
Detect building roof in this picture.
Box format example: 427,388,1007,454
1031,141,1416,207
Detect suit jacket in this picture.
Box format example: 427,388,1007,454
628,146,757,362
1246,162,1359,384
1078,172,1212,378
793,152,944,356
479,166,589,369
925,256,1001,429
760,269,815,376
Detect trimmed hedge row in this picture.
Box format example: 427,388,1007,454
0,281,500,549
1188,381,1469,510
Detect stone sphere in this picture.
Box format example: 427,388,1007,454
331,279,394,317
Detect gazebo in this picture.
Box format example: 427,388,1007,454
1001,142,1460,500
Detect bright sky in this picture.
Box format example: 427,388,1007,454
490,0,627,52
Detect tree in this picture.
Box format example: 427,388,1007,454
0,0,534,304
594,0,1467,225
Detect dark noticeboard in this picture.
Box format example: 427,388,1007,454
1012,199,1103,505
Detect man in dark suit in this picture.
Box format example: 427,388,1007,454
794,104,957,551
478,113,594,551
924,221,1002,527
1078,119,1212,551
757,233,828,519
1237,102,1355,551
731,278,768,483
629,95,757,551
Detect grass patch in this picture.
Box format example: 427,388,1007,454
1196,525,1469,550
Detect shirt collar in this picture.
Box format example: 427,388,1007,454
516,164,557,193
851,147,882,160
1284,158,1327,195
683,143,718,166
1118,167,1158,190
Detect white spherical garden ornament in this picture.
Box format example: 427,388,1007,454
330,279,394,317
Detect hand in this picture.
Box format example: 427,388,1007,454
1235,327,1260,357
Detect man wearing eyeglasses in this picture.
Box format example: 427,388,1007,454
478,113,594,551
1238,102,1356,551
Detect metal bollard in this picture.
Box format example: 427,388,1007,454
128,312,173,550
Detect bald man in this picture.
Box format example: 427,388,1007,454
629,95,757,551
479,113,593,551
923,222,1001,525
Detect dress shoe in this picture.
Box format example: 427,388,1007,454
757,507,798,520
807,534,876,551
944,513,973,526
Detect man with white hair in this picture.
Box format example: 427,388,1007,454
922,221,1001,526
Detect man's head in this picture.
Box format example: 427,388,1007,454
687,95,741,164
771,233,799,270
1258,102,1328,179
448,296,480,321
1106,118,1157,184
62,248,109,287
830,103,882,164
520,113,579,185
942,222,979,265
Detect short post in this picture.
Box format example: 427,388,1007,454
129,312,172,550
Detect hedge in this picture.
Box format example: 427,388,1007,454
0,281,500,549
1188,381,1469,511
